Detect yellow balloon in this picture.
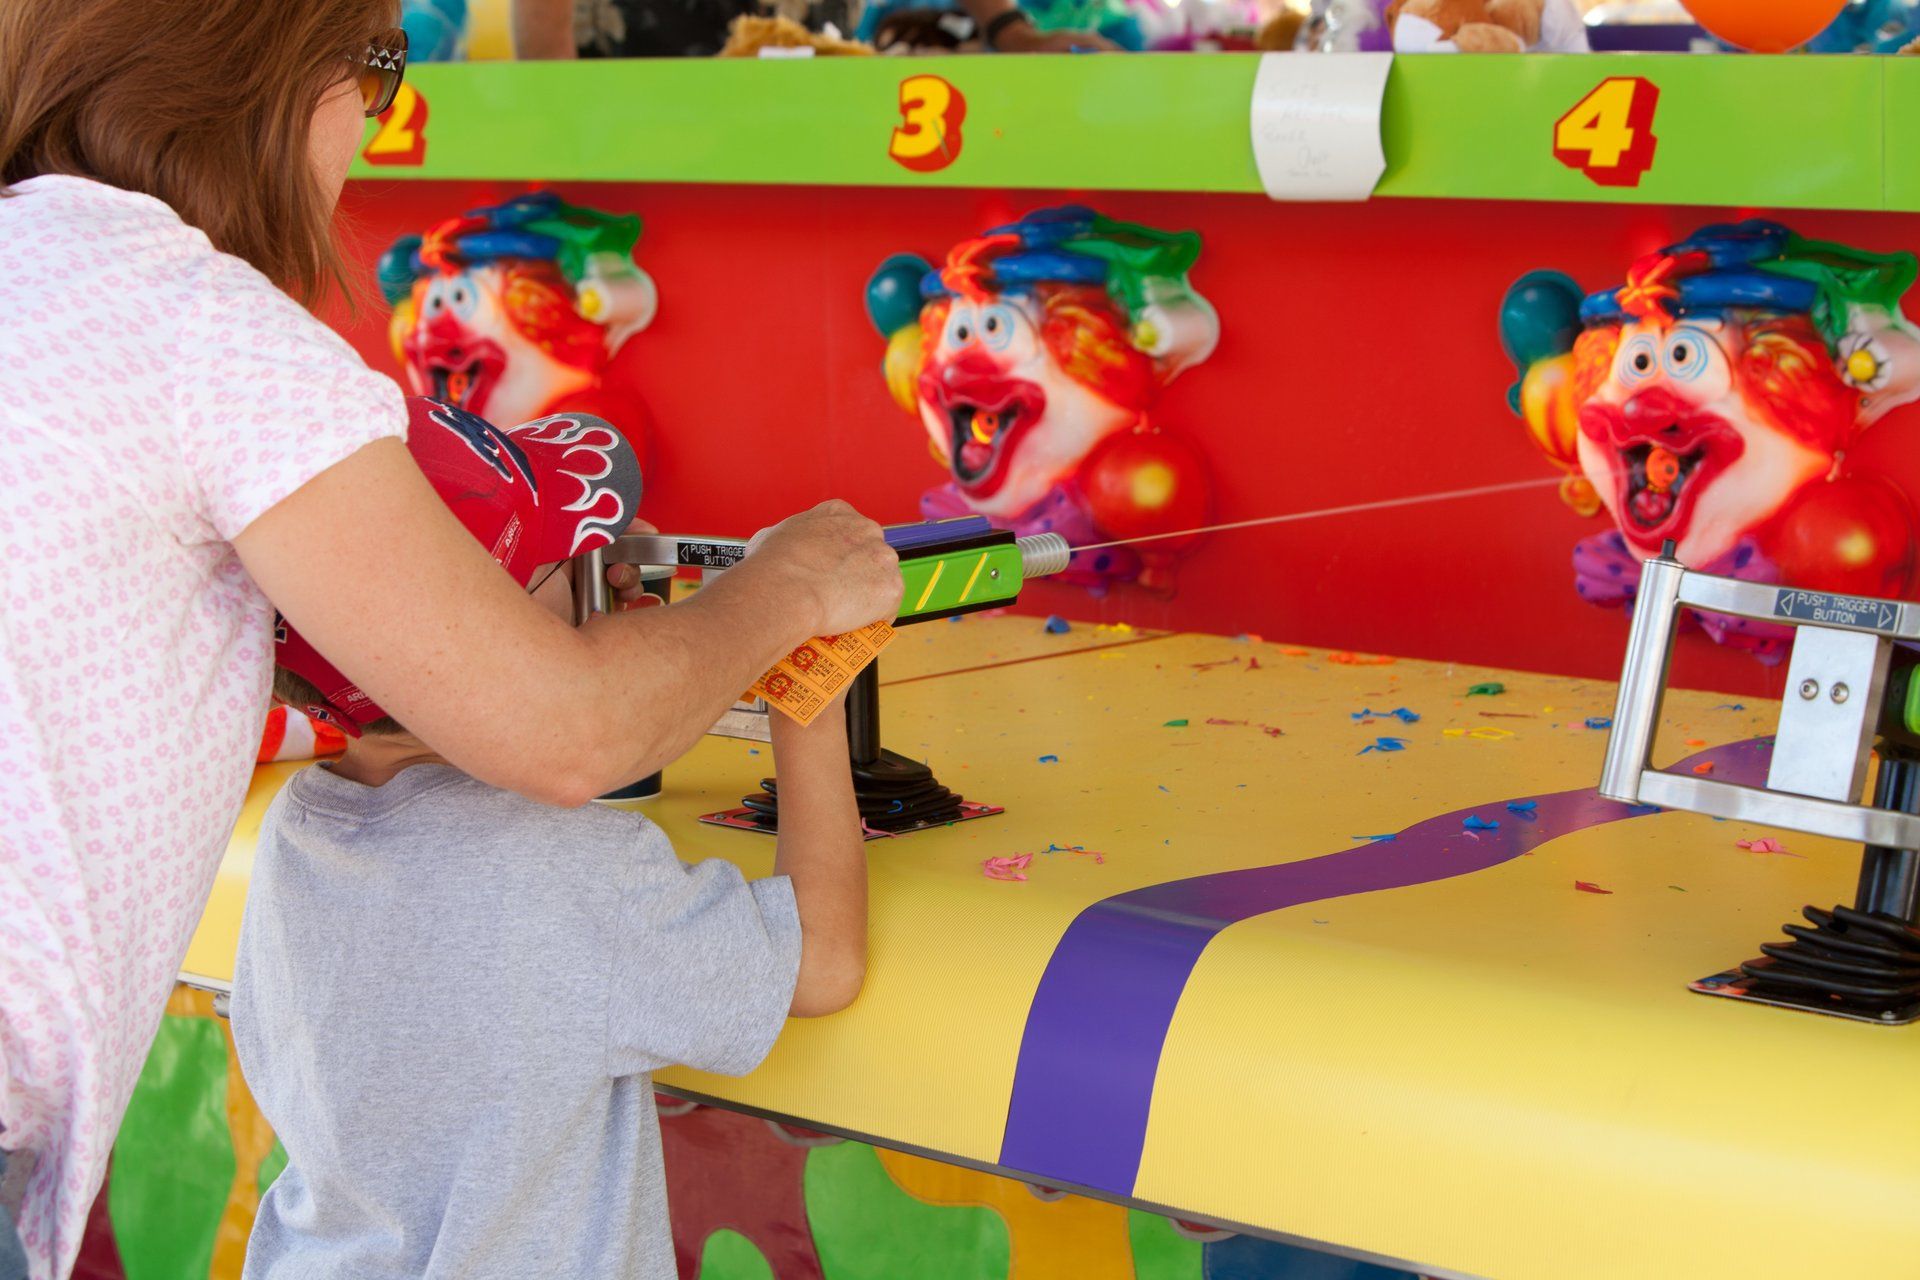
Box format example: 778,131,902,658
883,324,924,414
387,297,416,369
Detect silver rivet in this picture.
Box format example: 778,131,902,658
1832,682,1851,704
989,567,1000,579
1800,679,1821,700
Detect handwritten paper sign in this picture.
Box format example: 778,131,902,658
1248,53,1390,202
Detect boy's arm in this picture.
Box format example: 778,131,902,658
769,701,868,1017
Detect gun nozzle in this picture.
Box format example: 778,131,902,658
1016,533,1072,580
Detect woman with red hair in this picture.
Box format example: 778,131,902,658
0,6,899,1275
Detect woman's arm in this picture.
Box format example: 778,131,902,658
233,438,901,806
512,0,580,58
768,700,867,1016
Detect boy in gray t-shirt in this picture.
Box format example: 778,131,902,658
232,402,870,1280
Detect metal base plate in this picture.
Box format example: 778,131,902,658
699,800,1005,840
1691,960,1920,1026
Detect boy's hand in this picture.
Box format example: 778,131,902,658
604,516,664,611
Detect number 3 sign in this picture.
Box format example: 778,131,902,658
889,74,965,173
362,84,428,167
1553,76,1658,188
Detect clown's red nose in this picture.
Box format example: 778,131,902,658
942,350,1003,383
1622,385,1694,434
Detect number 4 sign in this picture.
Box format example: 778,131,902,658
1553,76,1658,188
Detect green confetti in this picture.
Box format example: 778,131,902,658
1466,682,1506,697
1163,719,1189,728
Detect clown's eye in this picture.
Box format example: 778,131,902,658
446,275,478,320
944,308,976,348
1662,327,1714,381
980,305,1015,351
1619,335,1658,384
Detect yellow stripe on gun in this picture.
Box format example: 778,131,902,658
958,552,990,602
915,558,947,612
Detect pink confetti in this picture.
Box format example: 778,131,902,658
1206,717,1250,726
1191,657,1242,672
861,819,899,840
1259,724,1284,738
1246,656,1264,671
982,854,1034,881
1737,837,1802,857
1574,880,1613,895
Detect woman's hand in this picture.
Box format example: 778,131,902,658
741,501,903,637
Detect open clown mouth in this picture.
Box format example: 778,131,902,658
414,336,507,417
1621,440,1707,529
940,383,1046,492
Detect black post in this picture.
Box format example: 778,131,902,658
846,662,882,768
1856,746,1920,923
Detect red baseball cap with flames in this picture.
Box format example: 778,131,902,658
275,396,642,736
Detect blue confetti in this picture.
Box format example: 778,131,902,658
1463,815,1500,830
889,800,905,813
1353,833,1398,843
1584,717,1613,730
1506,800,1538,814
1358,737,1410,755
1158,785,1172,793
1712,703,1746,711
748,748,760,755
948,615,964,624
1352,707,1421,724
1038,754,1060,764
1044,615,1071,635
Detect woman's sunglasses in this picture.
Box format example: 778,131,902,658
352,27,409,118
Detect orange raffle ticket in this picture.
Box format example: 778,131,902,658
748,620,897,726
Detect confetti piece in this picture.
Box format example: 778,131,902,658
1737,837,1802,856
1506,801,1538,814
1575,881,1613,895
1353,833,1398,843
861,819,899,840
1463,815,1500,831
1038,754,1059,764
889,800,905,813
1468,727,1515,740
1206,717,1250,726
1712,703,1746,711
1191,657,1241,672
1358,737,1409,755
1246,656,1264,671
748,748,760,755
1280,647,1309,657
1669,885,1687,892
1329,651,1397,666
1443,728,1464,738
1685,739,1707,747
1163,719,1189,728
1466,682,1505,697
1352,707,1421,724
1692,761,1714,775
1158,784,1172,793
1478,712,1537,719
1044,615,1071,635
982,854,1033,881
1584,717,1613,730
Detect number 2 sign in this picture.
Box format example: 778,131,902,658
362,84,428,167
1553,76,1658,188
889,74,965,173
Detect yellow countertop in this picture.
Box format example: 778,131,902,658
183,616,1920,1280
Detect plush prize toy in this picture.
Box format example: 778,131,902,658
868,206,1218,595
379,192,657,438
1501,220,1920,662
719,15,876,54
1385,0,1587,51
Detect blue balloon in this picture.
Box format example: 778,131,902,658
1499,270,1584,413
377,235,425,306
867,254,934,338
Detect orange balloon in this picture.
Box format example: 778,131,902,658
1681,0,1845,51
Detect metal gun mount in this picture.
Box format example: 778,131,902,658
1601,544,1920,1024
570,518,1072,837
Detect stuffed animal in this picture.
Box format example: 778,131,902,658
719,14,875,54
1386,0,1587,51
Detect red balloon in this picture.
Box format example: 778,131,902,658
1082,429,1210,547
1771,475,1916,599
1681,0,1846,52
